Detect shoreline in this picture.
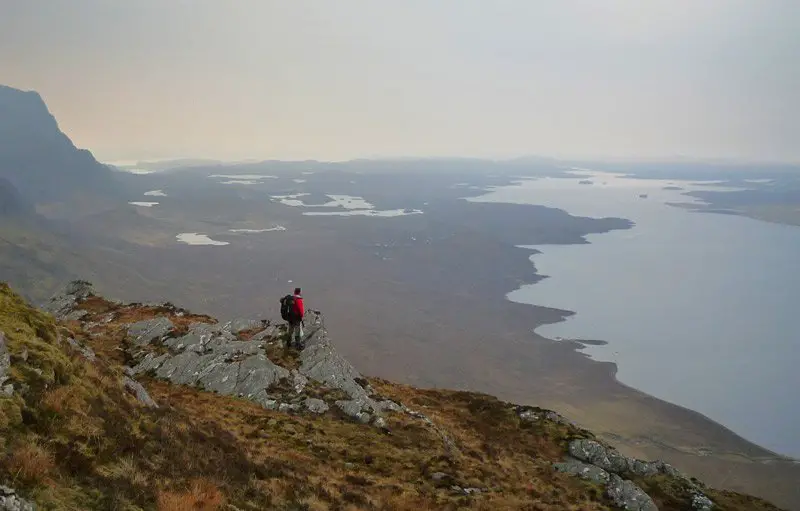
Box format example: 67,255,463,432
506,225,799,463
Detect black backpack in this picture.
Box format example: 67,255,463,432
280,294,295,321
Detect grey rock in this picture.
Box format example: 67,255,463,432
278,402,300,413
545,411,572,425
569,439,630,474
130,352,169,375
373,416,388,429
519,409,540,422
606,474,658,511
463,488,482,495
691,491,715,510
0,484,36,511
628,459,662,478
291,370,308,394
250,325,280,342
553,459,611,485
63,280,94,298
63,310,88,322
299,312,368,402
221,318,263,334
258,397,279,410
127,317,174,347
304,398,329,414
123,377,158,408
233,355,290,397
431,472,450,482
42,280,94,320
2,385,13,396
374,399,402,413
336,399,365,419
66,338,96,362
0,331,10,387
656,461,683,478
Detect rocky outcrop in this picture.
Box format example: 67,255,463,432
128,322,290,407
299,312,400,424
606,474,659,511
555,437,716,511
0,485,35,511
42,280,94,320
127,317,174,347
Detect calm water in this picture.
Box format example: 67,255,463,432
471,171,800,458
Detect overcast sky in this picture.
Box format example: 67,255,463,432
2,1,798,162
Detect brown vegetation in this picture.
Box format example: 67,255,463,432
0,283,786,510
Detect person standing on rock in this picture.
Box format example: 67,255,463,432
280,287,305,348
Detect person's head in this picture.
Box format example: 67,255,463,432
294,287,301,295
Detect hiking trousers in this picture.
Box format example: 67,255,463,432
287,321,304,346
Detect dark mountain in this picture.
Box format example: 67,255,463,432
0,84,120,204
0,177,33,216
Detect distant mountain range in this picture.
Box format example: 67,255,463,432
0,84,120,204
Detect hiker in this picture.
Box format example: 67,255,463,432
279,287,305,348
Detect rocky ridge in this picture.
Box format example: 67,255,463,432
46,281,404,429
0,280,785,510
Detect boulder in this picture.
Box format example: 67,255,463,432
568,439,630,474
127,317,174,347
606,474,658,511
290,370,308,394
42,280,95,320
691,491,715,510
122,377,158,408
0,484,36,511
553,459,611,485
304,398,329,414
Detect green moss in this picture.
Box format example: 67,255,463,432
0,395,23,429
0,283,73,395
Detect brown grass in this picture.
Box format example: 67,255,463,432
0,284,786,511
157,478,226,511
6,440,55,485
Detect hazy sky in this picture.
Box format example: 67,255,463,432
2,1,798,162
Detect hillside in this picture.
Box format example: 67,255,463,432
0,282,784,510
0,178,33,217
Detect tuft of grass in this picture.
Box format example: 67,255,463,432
6,439,55,486
157,478,226,511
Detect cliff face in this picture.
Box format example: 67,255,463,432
0,85,118,203
0,282,786,510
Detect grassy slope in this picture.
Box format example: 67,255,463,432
0,283,785,510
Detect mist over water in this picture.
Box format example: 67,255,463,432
472,171,800,458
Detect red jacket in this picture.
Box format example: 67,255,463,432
293,294,304,319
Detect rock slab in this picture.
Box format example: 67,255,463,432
0,485,36,511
